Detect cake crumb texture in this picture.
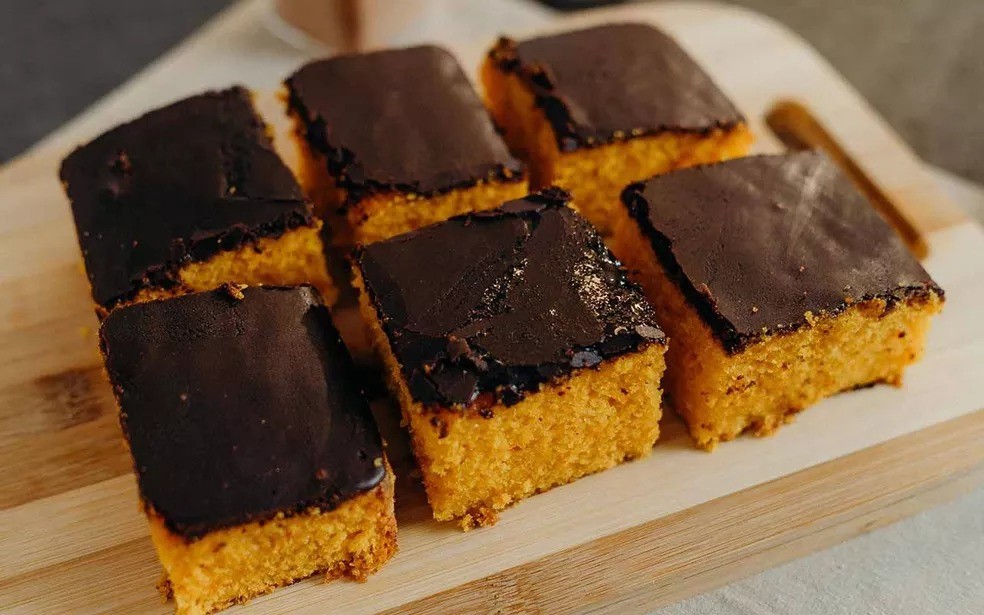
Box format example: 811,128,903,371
481,49,752,234
150,469,397,615
115,223,335,311
345,180,528,245
356,267,665,525
615,218,943,450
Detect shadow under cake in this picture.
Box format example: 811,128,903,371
59,87,334,317
353,189,666,529
99,285,396,615
482,22,753,234
284,45,527,246
612,150,944,450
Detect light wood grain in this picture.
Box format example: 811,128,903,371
388,411,984,614
1,2,983,614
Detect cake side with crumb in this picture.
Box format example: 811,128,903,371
100,285,396,614
613,151,943,449
354,189,666,527
59,87,334,316
482,23,752,233
284,45,527,245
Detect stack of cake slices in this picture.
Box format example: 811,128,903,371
58,22,943,615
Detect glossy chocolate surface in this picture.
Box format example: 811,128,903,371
100,285,385,539
357,189,664,409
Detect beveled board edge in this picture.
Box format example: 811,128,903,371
388,410,984,614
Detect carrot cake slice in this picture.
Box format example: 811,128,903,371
482,23,752,233
285,45,526,245
60,87,333,316
100,285,396,615
354,189,666,528
613,151,944,449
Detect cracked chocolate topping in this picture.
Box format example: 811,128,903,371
285,45,523,204
622,151,943,354
100,286,385,539
489,23,745,152
60,87,312,309
356,188,665,409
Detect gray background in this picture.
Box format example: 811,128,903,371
1,0,983,184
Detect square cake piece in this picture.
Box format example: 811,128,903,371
482,23,753,233
285,45,526,246
614,151,944,450
60,87,334,315
100,285,396,615
354,189,666,528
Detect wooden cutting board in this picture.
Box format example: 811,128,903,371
2,2,983,613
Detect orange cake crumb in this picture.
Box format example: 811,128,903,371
613,152,944,449
354,190,666,525
150,470,396,615
119,222,335,312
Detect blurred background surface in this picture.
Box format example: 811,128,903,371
1,0,982,184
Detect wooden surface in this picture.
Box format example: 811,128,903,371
1,2,983,613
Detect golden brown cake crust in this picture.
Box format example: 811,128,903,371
150,467,397,615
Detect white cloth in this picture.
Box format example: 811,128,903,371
657,486,984,615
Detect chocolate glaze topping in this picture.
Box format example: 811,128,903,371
623,151,943,354
285,45,523,204
100,286,385,539
357,188,665,409
489,23,745,152
60,87,312,309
